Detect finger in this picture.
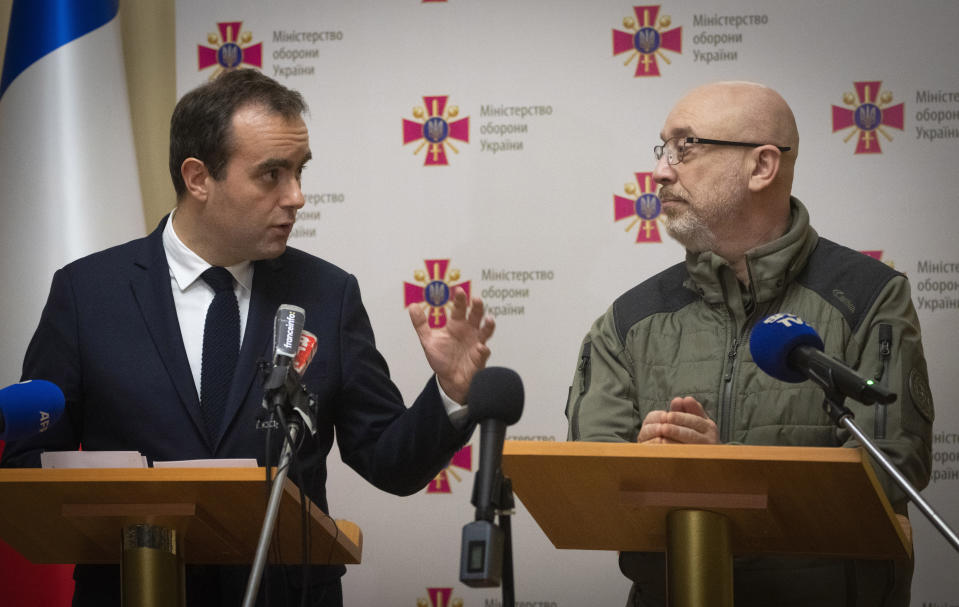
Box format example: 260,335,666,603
408,304,430,340
659,422,693,443
637,423,661,442
641,436,667,444
449,287,468,321
637,411,668,442
639,425,682,444
468,296,485,329
660,413,719,444
660,422,714,444
478,314,496,343
643,410,669,425
473,343,491,366
665,411,712,434
669,396,707,418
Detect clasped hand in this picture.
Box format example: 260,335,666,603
637,396,719,444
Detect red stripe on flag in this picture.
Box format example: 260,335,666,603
0,441,75,605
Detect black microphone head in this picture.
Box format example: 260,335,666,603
467,367,524,425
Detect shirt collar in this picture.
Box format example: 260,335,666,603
161,209,254,294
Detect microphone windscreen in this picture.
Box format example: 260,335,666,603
293,330,318,377
467,367,524,425
749,313,825,383
273,304,306,359
0,379,65,441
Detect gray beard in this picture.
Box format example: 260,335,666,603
662,209,717,253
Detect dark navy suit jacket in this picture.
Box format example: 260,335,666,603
2,217,469,604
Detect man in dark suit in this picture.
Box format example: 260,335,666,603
1,69,495,606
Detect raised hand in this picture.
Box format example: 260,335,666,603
409,287,495,403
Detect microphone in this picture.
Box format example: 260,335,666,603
263,304,305,397
292,330,318,378
469,367,524,521
749,313,896,405
0,380,65,442
288,330,320,435
460,367,524,588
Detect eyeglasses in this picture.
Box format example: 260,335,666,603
654,136,791,165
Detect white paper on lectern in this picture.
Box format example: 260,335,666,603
152,459,258,468
40,450,148,469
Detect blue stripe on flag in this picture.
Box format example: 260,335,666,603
0,0,119,99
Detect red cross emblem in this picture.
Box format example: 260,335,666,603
197,22,263,78
612,6,682,77
831,81,904,154
402,96,470,166
614,171,663,243
416,588,462,607
427,445,473,494
404,260,471,329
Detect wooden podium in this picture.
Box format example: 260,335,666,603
502,441,910,606
0,467,362,606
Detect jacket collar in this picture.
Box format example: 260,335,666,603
131,215,207,439
684,197,819,305
130,215,293,452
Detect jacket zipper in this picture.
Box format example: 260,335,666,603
874,323,892,439
717,271,753,444
720,336,739,444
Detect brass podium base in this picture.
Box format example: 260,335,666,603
121,524,185,607
666,509,733,607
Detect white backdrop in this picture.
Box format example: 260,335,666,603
175,1,959,604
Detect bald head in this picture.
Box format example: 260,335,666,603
663,81,798,193
667,81,798,149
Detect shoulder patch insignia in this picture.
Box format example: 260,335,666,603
908,360,935,424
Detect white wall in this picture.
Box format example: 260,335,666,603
173,1,959,604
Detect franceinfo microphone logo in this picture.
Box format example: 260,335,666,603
274,304,305,359
284,310,297,349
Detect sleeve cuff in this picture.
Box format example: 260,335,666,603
435,376,470,430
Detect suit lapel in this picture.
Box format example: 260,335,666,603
130,217,209,444
217,255,289,450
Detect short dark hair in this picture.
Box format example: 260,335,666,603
169,69,308,198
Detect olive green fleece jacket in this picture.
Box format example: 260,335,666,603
566,198,933,606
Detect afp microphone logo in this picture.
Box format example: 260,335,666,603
38,410,51,432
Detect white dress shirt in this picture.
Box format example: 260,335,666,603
160,211,465,422
162,211,253,399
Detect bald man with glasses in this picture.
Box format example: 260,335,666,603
566,82,933,606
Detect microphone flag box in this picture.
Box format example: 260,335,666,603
460,519,504,588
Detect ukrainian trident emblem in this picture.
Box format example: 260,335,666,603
404,260,471,328
831,81,904,154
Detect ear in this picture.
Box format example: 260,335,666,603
746,146,781,193
180,157,211,201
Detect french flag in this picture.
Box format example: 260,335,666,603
0,1,145,604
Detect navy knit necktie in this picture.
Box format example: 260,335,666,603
200,267,240,444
